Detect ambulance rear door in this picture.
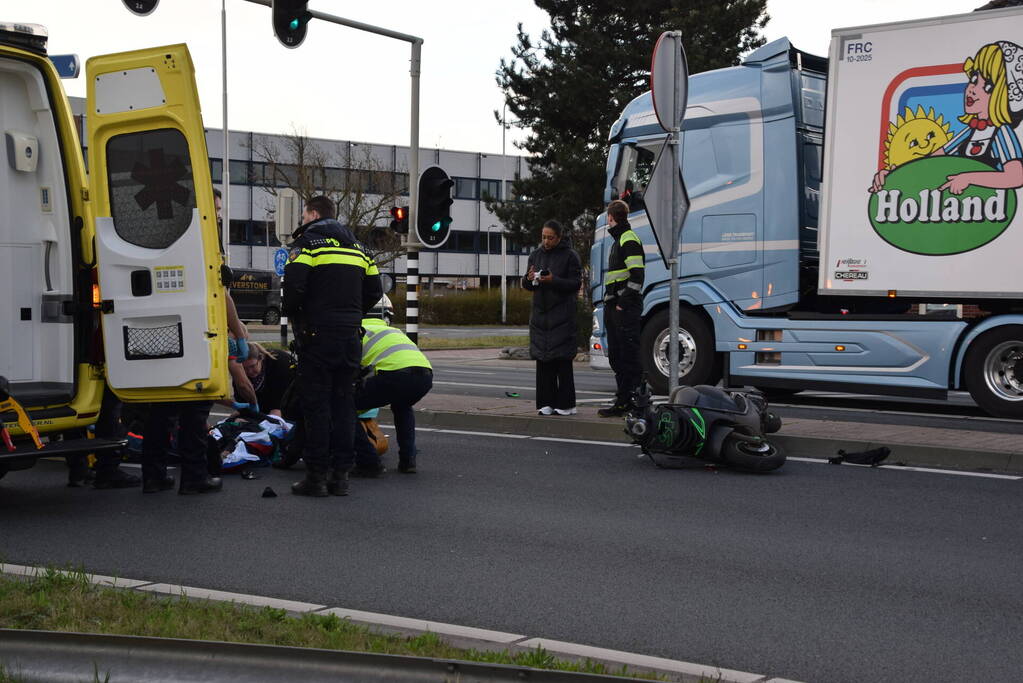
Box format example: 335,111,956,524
87,45,228,402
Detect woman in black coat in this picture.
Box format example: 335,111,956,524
522,220,582,415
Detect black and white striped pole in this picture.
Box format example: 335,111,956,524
406,40,421,344
279,275,288,348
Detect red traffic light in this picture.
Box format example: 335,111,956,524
389,206,409,234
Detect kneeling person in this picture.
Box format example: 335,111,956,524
354,318,432,474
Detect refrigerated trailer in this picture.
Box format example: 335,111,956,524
590,7,1023,418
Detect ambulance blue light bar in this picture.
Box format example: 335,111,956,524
0,23,48,55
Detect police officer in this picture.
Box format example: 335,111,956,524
284,196,382,497
351,316,433,475
598,199,646,417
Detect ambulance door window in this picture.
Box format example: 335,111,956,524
106,129,195,249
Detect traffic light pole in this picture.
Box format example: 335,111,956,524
407,41,421,344
243,0,423,341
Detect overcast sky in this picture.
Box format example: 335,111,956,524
19,0,980,155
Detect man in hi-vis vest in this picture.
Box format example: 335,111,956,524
353,317,433,474
599,199,645,417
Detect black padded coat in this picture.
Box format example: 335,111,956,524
521,239,583,362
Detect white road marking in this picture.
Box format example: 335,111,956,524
786,456,1020,480
534,437,637,448
438,370,497,376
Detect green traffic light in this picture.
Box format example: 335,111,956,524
431,221,441,232
289,18,300,30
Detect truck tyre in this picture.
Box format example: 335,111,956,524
262,307,281,326
720,432,785,472
640,308,717,396
963,325,1023,419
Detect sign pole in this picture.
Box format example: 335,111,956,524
668,31,683,397
648,31,690,396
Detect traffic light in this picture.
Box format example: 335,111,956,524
389,206,409,234
417,166,453,248
272,0,312,49
121,0,159,16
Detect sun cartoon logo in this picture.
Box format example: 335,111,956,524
883,106,953,169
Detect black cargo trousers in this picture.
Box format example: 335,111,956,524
605,295,643,406
296,326,362,475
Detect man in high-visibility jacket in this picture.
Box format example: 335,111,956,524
284,196,382,497
352,317,433,475
599,199,646,417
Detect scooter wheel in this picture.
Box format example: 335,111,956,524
721,433,785,472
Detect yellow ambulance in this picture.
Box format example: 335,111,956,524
0,22,228,480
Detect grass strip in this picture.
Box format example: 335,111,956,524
417,334,525,350
0,568,666,681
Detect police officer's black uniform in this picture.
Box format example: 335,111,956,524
283,218,382,496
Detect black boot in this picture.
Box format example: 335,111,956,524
292,470,328,497
93,468,141,489
597,402,630,418
327,470,350,496
178,476,223,495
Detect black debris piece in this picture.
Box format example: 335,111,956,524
829,447,891,467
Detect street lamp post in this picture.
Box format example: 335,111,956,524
501,232,507,324
221,0,230,260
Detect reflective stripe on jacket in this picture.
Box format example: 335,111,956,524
282,219,383,330
604,224,644,301
361,318,432,372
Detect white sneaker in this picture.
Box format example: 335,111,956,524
537,406,553,415
554,407,577,416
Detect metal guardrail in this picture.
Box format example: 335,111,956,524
0,629,635,682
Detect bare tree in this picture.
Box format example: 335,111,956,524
247,127,407,267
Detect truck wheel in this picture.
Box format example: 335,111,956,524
964,325,1023,419
640,308,717,396
262,307,281,326
720,433,785,472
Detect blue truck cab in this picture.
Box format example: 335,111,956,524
590,37,1023,418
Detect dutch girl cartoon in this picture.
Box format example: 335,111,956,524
871,41,1023,194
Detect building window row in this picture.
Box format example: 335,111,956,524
209,159,410,195
451,176,503,201
230,219,280,247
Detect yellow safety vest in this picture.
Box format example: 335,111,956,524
361,319,432,372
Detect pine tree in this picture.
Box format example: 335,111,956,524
492,0,768,267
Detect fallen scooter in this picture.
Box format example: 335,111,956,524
624,382,785,472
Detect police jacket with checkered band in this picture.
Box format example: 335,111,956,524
283,219,382,332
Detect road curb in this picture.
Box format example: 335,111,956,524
393,408,1023,474
0,563,799,683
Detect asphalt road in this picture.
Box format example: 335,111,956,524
2,429,1021,683
428,357,1021,434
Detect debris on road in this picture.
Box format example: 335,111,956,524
829,447,891,467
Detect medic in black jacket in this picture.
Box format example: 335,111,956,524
282,196,382,498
